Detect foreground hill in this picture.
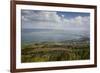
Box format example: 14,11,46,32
21,39,90,62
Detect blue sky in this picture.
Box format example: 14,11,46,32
21,9,90,32
57,12,90,19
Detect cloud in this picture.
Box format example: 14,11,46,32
21,10,61,23
21,10,90,32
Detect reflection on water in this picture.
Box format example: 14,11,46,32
21,29,89,43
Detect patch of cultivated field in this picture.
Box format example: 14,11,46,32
21,40,90,63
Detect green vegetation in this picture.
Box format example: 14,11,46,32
21,40,90,63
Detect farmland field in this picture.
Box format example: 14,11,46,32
21,40,90,62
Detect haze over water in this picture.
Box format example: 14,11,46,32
21,10,90,43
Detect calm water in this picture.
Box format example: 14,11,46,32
21,29,89,43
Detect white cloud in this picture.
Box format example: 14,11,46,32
21,10,90,32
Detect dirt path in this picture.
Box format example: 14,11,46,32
32,48,72,52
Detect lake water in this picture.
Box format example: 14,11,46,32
21,29,89,43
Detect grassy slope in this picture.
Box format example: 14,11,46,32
21,40,90,63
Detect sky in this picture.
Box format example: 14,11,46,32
21,9,90,31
